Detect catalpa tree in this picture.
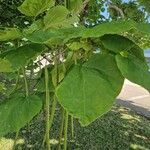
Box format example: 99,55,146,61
0,0,150,149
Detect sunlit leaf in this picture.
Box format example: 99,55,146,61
0,28,21,41
69,0,83,14
44,6,79,29
18,0,55,17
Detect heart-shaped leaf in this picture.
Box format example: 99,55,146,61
56,54,124,126
0,94,42,137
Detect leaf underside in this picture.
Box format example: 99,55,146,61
116,54,150,91
56,54,124,126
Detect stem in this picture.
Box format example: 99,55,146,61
58,109,65,150
22,68,29,97
12,130,19,150
22,68,30,134
64,0,67,7
45,67,50,150
64,111,68,150
71,116,74,139
8,71,20,97
43,96,57,146
42,52,59,147
73,52,77,65
65,0,70,9
49,95,57,131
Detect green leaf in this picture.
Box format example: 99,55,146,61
136,23,150,36
0,28,21,41
116,54,150,91
84,54,124,93
100,34,145,61
69,0,83,14
26,21,135,44
18,0,55,17
128,46,145,62
0,59,12,72
56,54,124,126
0,44,45,72
101,34,134,53
25,27,85,44
44,6,79,29
23,20,44,35
83,20,136,38
0,94,42,136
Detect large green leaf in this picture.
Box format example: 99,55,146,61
100,34,134,53
18,0,55,17
83,54,124,94
116,54,150,91
44,6,79,29
25,27,85,44
100,34,145,61
0,94,42,136
83,20,136,38
56,54,124,126
0,28,22,41
25,21,135,44
0,44,45,72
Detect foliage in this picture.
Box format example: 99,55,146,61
0,0,150,149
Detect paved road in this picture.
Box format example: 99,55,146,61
117,80,150,118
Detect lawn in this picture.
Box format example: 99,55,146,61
0,105,150,150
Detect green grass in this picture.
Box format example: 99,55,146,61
0,105,150,150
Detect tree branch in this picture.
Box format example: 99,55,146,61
76,0,90,15
108,4,125,19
